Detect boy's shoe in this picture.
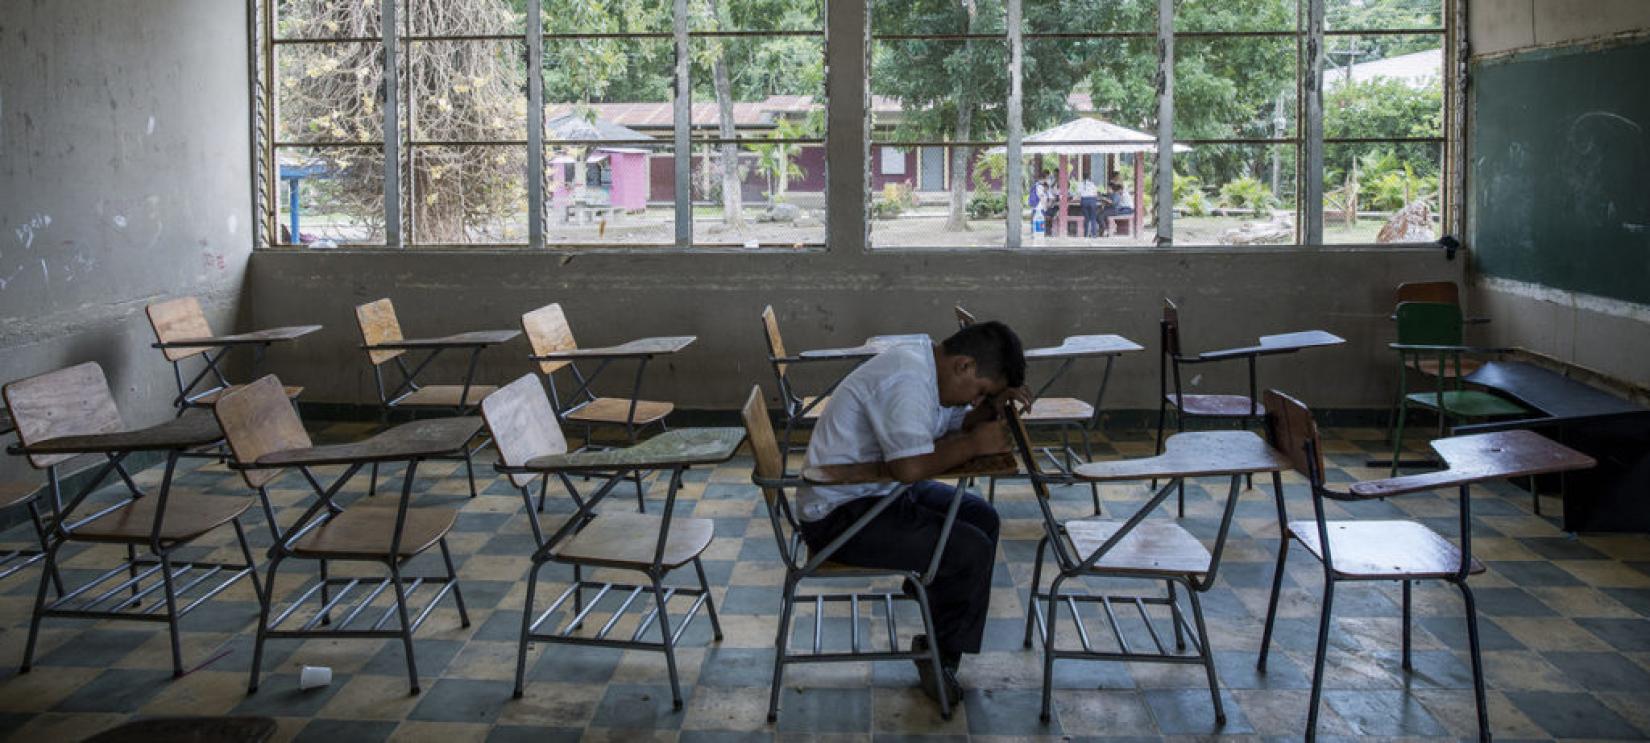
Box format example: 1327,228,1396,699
910,635,963,706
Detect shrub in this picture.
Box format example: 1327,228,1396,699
966,192,1006,220
872,182,917,219
1218,176,1278,217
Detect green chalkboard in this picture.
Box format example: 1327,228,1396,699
1469,38,1650,305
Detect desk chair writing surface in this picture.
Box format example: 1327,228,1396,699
487,375,733,709
146,296,314,411
355,298,506,499
216,375,473,696
1018,405,1288,724
1255,389,1594,742
5,363,263,679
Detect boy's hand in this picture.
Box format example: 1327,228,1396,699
969,420,1013,457
995,386,1033,415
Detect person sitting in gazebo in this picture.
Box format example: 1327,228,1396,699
1099,181,1133,236
1078,178,1101,238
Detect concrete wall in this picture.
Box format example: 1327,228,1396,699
0,1,252,482
1467,0,1650,388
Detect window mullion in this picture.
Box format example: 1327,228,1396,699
1005,0,1024,249
381,0,402,248
527,1,545,249
1303,0,1326,245
1155,0,1174,246
673,0,692,248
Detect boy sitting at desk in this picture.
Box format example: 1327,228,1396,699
797,321,1028,705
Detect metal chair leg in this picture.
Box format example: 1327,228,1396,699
909,580,953,720
1023,536,1048,649
693,557,724,640
1390,402,1409,478
513,560,541,699
1167,580,1186,650
1186,583,1225,724
1152,400,1168,490
440,538,471,627
1257,536,1290,672
1038,575,1066,723
248,554,283,693
1306,578,1337,741
25,501,64,596
633,470,647,513
1458,581,1492,743
19,543,59,673
649,572,683,709
1401,580,1413,671
369,461,380,497
319,559,331,626
232,519,264,606
767,577,798,723
159,550,185,677
387,560,421,695
463,444,479,499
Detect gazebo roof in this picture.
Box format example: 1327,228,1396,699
990,117,1190,155
546,112,656,142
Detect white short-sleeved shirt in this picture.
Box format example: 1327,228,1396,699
796,343,969,521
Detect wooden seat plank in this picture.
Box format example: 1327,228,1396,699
1023,397,1093,423
1075,430,1288,482
1063,519,1212,577
255,417,482,468
72,493,255,545
19,409,223,455
564,397,673,426
517,427,746,474
1288,519,1485,579
291,506,457,559
397,385,498,408
1165,393,1258,418
531,335,697,360
803,451,1019,486
155,325,322,349
1025,334,1145,359
1348,430,1596,498
798,394,830,420
553,511,714,569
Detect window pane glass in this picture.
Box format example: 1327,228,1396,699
870,144,1011,249
406,0,526,35
1174,0,1297,32
544,38,673,134
275,0,382,39
1024,38,1156,135
871,40,1008,142
407,40,528,142
689,143,824,247
1324,35,1444,139
1026,152,1157,245
872,0,1006,36
687,36,825,142
1172,143,1299,245
1173,36,1298,140
545,0,672,34
410,145,528,243
690,0,823,32
1323,141,1441,244
547,143,677,247
276,43,384,143
1025,0,1155,34
275,146,385,245
1327,0,1444,31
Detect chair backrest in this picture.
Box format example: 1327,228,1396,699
1262,388,1325,486
740,386,785,510
355,298,405,366
3,362,126,469
954,305,976,328
214,374,313,489
1395,281,1460,306
146,296,215,361
522,303,578,375
481,374,569,489
1395,301,1463,346
759,305,789,380
1004,405,1053,498
1160,297,1182,358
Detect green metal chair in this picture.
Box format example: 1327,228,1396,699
1389,302,1528,476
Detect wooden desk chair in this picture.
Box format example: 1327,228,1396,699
6,362,264,678
355,298,498,498
486,374,729,709
1388,301,1528,476
1011,406,1286,725
216,375,473,695
740,387,1015,721
758,305,850,475
1156,298,1262,515
1254,390,1592,742
146,297,305,411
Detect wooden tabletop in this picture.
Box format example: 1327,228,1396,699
1074,430,1290,482
798,333,930,360
529,335,696,361
17,409,223,455
255,416,483,467
803,451,1019,485
153,324,322,349
516,427,745,473
1348,430,1596,498
1198,329,1346,361
1025,334,1145,360
365,329,521,350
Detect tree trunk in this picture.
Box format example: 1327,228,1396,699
946,105,973,231
710,17,743,230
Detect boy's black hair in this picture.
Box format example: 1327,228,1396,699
1108,181,1123,190
940,320,1026,389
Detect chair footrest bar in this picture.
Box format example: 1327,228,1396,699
266,575,457,636
0,549,46,580
42,559,253,622
524,580,710,650
1030,590,1206,661
782,590,921,657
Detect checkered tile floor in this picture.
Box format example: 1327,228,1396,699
0,422,1647,742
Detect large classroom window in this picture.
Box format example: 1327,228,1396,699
257,0,1449,250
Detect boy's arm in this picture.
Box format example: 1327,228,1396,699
959,387,1032,431
886,422,1011,484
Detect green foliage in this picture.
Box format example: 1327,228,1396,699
871,182,917,219
966,192,1007,220
1218,176,1277,216
1178,188,1211,217
1172,174,1202,205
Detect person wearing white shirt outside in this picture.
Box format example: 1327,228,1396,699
796,322,1028,707
1100,180,1134,236
1078,178,1101,237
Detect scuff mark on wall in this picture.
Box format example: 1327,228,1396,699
13,214,51,250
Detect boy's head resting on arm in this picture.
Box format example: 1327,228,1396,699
934,321,1026,407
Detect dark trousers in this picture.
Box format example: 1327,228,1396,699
799,481,1000,658
1080,196,1100,237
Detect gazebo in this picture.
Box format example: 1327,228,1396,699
998,118,1187,239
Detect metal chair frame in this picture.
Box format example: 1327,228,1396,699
1154,300,1263,516
364,346,495,499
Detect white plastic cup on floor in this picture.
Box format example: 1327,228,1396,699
299,665,333,690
